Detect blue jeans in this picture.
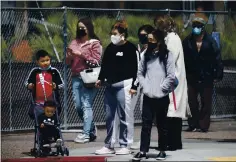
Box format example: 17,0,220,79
72,76,98,138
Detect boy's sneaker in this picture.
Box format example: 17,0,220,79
156,152,166,160
42,144,50,148
132,152,148,160
55,138,62,147
74,134,90,143
95,147,115,155
115,147,131,155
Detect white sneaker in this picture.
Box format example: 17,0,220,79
74,134,89,143
130,141,140,150
115,147,131,155
95,147,115,155
75,132,84,139
56,138,62,147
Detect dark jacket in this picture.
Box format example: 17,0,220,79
25,66,64,115
182,33,223,85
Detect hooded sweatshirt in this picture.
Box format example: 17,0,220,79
137,51,175,99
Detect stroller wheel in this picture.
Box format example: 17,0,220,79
60,147,65,156
64,147,69,156
30,148,37,156
35,150,42,158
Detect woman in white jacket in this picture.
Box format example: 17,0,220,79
155,15,190,150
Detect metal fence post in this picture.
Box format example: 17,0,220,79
9,39,12,132
63,6,68,130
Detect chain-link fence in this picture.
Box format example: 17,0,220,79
1,8,236,131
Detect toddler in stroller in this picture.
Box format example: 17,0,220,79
31,99,69,157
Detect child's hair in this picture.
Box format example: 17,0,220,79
43,100,57,108
36,50,50,61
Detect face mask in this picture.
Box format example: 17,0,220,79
40,65,51,71
139,34,148,45
147,42,158,52
192,27,202,35
111,35,122,45
77,28,87,38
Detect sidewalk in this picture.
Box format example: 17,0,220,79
2,119,236,161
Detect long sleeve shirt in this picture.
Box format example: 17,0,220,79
66,39,102,76
98,41,139,90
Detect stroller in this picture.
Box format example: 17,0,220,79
29,90,69,157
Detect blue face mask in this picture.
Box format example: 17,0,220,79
192,27,202,35
40,65,51,71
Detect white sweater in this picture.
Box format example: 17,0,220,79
165,32,189,119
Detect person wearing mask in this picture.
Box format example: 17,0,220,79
133,29,175,161
155,15,189,151
183,14,223,133
130,24,155,150
95,20,139,155
66,17,102,143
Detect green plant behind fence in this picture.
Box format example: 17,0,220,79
1,10,236,63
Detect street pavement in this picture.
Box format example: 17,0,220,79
1,119,236,161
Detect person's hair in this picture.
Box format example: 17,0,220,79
153,29,169,62
111,20,128,38
43,100,57,108
143,29,168,74
76,17,100,41
35,50,50,61
137,24,154,36
154,15,176,34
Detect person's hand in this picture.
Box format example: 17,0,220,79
72,49,82,56
40,123,44,128
95,80,102,88
129,89,137,97
52,82,56,90
27,83,34,90
66,47,73,57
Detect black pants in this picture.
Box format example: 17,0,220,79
40,125,60,145
167,117,182,149
187,83,213,131
140,95,169,152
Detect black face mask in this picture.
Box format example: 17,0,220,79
77,28,87,38
139,34,148,45
147,42,158,52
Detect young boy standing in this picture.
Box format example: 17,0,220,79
25,50,64,119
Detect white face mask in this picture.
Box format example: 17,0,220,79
111,35,123,45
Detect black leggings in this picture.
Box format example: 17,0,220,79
140,95,169,152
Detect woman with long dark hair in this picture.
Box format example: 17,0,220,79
155,15,190,150
132,29,175,161
66,17,102,143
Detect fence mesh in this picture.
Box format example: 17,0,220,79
1,8,236,131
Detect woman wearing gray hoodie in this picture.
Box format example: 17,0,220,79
132,29,175,161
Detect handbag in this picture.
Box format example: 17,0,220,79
80,61,101,88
